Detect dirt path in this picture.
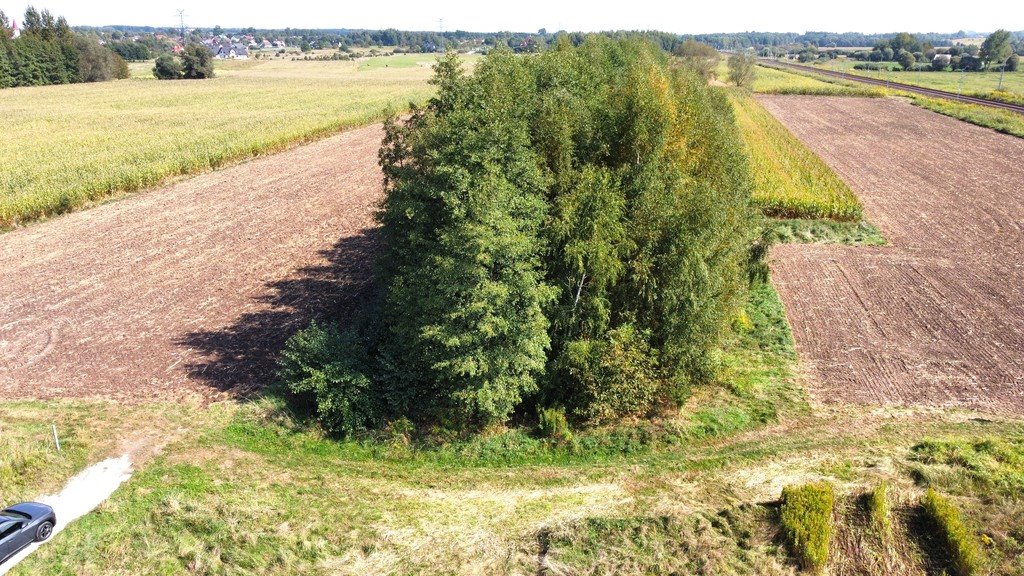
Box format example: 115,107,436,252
0,125,383,400
760,96,1024,414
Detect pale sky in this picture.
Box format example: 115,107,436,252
1,0,1020,34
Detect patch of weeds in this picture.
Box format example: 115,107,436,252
868,481,892,538
911,436,1024,497
768,218,886,246
921,488,984,576
779,482,835,573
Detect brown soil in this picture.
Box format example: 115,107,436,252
760,95,1024,415
0,124,384,401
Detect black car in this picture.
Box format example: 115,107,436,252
0,503,56,564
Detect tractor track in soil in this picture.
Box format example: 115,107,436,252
0,123,385,401
761,95,1024,414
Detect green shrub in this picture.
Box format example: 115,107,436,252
537,407,573,444
921,488,984,576
152,54,182,80
559,325,661,424
278,321,378,437
780,482,835,573
868,481,891,537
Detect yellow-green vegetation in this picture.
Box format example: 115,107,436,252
0,57,442,229
755,62,1024,140
811,58,1024,104
921,488,984,576
730,92,863,220
0,399,208,504
779,482,835,573
714,60,881,96
868,481,892,537
911,96,1024,139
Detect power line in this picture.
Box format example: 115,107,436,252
176,9,186,44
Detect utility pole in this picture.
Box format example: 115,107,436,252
997,56,1007,91
177,9,186,45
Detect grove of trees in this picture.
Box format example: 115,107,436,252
0,6,128,88
152,44,214,80
281,38,762,437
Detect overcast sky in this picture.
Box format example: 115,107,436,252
1,0,1019,34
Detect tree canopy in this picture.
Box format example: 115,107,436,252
282,38,760,436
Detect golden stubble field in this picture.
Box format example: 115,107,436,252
0,55,450,228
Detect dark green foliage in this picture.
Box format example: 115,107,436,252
780,482,835,573
278,322,378,437
536,406,572,444
0,7,125,89
1006,54,1019,72
180,44,214,79
285,38,758,436
152,54,182,80
921,488,984,576
107,40,151,61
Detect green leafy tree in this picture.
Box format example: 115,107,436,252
152,54,182,79
727,52,756,87
180,44,214,79
283,39,758,434
980,29,1013,69
897,50,916,70
1007,54,1020,72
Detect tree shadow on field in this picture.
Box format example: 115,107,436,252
177,227,381,397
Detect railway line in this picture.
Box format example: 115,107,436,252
759,59,1024,115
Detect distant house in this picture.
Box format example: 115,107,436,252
213,44,249,59
932,54,952,67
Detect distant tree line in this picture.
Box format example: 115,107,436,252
280,38,761,437
840,30,1021,72
0,6,128,89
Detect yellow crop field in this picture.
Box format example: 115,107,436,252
730,92,863,221
0,56,452,228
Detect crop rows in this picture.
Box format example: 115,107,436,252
0,57,440,228
730,92,863,221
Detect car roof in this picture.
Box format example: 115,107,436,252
2,502,52,519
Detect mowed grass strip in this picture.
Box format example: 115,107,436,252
729,92,863,221
0,57,445,229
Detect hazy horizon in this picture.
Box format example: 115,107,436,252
1,0,1020,36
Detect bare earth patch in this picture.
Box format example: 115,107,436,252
0,124,384,400
760,95,1024,414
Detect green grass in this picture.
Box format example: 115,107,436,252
779,482,835,573
0,56,442,229
921,488,985,576
768,218,885,246
911,96,1024,139
868,481,892,538
729,92,863,221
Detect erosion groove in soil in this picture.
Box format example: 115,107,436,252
762,95,1024,414
0,124,384,400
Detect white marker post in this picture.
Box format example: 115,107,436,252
51,424,61,452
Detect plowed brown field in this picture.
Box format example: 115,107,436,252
0,124,384,400
761,96,1024,414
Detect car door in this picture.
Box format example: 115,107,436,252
0,519,24,561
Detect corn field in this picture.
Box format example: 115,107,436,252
730,92,864,221
0,57,441,228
